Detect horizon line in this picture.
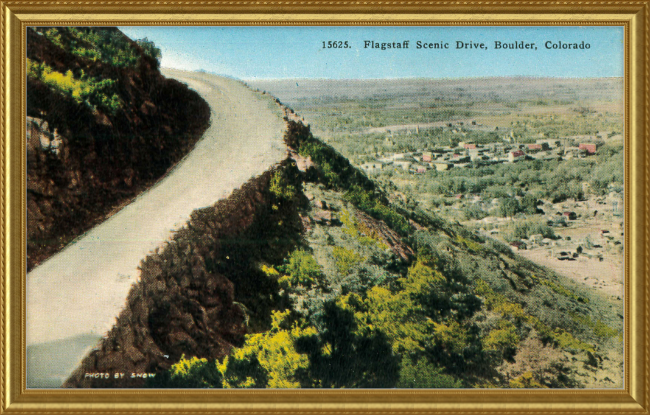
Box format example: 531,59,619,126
240,75,624,82
159,66,624,82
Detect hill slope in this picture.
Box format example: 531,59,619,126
63,110,623,389
27,27,210,270
26,71,287,388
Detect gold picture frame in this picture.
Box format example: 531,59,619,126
2,1,647,413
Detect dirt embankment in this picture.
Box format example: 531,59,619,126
62,115,415,388
27,28,211,270
63,162,304,387
27,71,289,389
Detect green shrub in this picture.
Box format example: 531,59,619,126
338,289,430,355
553,330,595,353
463,204,488,220
454,234,484,253
345,186,412,236
474,280,595,352
278,250,323,288
432,320,469,355
509,372,547,388
499,197,521,217
507,219,556,241
593,320,619,339
570,312,620,340
136,37,162,65
482,320,520,352
296,137,368,190
336,259,455,356
332,246,365,275
148,355,223,388
218,310,316,388
520,194,541,215
27,58,121,114
269,170,297,201
531,275,588,304
340,210,389,249
38,27,141,68
397,357,462,388
294,301,401,388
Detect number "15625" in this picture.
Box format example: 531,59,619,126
322,41,351,49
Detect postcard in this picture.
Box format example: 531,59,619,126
25,25,625,390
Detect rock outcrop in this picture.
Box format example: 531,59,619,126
27,27,210,270
63,168,292,387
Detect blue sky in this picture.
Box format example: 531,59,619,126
118,26,624,80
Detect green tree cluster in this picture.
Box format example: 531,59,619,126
36,27,157,69
27,58,121,114
136,37,163,66
276,249,323,289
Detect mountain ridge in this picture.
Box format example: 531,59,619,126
63,101,623,389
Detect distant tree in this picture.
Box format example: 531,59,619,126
520,194,541,215
463,204,488,220
136,37,162,67
499,197,520,218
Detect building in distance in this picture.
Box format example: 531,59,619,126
579,143,597,154
508,150,525,163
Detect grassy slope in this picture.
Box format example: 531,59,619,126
244,78,624,387
143,120,622,389
290,126,623,388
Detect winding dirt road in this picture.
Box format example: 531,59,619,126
26,70,288,387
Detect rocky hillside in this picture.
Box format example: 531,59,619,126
64,109,622,389
27,27,210,270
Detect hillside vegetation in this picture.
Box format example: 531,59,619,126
27,27,210,270
65,117,622,389
251,77,625,334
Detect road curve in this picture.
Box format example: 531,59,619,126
26,70,288,387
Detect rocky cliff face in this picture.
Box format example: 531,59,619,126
61,146,418,387
27,27,210,270
60,108,411,388
63,169,280,387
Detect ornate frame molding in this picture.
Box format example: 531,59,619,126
1,2,647,413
